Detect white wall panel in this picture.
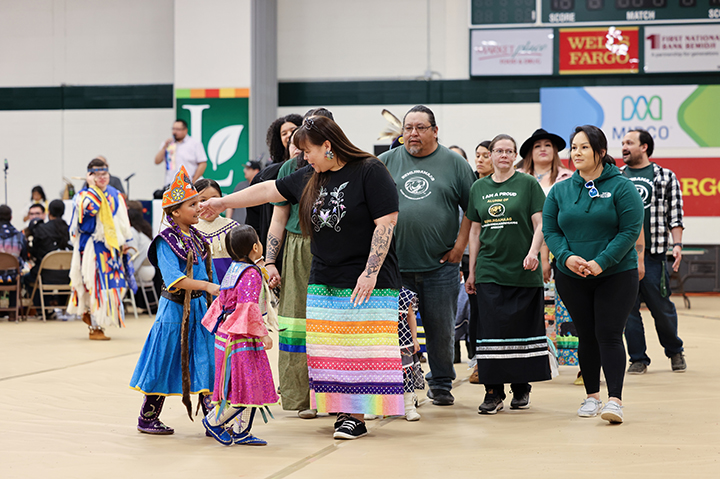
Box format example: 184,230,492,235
278,0,469,81
174,0,251,89
62,0,174,85
0,0,173,87
0,0,56,87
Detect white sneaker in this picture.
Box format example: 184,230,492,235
577,397,603,417
600,401,624,424
297,409,317,419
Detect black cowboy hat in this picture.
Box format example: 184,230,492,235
519,128,566,159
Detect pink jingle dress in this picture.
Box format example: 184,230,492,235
201,262,278,409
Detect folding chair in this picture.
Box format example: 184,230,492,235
0,252,23,322
29,250,73,322
136,257,159,317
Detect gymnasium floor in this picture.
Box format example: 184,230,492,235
1,295,718,479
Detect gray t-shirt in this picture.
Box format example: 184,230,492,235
379,144,476,272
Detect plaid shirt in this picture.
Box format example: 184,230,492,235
624,163,684,255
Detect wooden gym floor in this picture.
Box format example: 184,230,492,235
1,295,718,478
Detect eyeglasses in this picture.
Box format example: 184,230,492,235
402,124,434,134
492,149,516,157
585,180,599,198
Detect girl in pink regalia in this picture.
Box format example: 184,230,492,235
201,224,279,446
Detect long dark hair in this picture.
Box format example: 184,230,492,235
266,114,302,163
293,116,375,236
128,207,153,239
225,224,260,263
570,125,615,168
31,186,46,202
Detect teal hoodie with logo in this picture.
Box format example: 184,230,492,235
543,163,643,279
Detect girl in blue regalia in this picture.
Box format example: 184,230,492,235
129,166,220,435
68,158,133,340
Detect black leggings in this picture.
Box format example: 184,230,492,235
555,269,638,400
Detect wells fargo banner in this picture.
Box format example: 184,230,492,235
559,26,639,75
653,158,720,217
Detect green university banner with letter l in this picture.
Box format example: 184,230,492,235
176,88,250,194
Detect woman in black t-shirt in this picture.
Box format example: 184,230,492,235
200,116,403,441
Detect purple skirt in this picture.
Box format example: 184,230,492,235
212,332,279,408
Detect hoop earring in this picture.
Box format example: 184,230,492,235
325,150,334,160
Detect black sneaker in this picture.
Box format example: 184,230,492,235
427,389,455,406
333,412,351,430
510,385,531,410
333,417,368,440
670,353,687,373
627,362,647,374
478,391,505,415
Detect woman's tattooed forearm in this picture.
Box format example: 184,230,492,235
364,223,395,277
267,232,281,263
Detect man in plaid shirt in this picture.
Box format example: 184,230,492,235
620,129,686,374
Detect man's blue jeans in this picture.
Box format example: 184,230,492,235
624,252,684,365
401,262,460,391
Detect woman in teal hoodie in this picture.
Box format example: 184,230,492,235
543,125,643,425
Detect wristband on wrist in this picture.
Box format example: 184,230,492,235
265,262,275,266
673,243,683,248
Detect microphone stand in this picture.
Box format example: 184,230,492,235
124,173,136,199
3,159,8,205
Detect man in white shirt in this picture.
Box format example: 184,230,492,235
154,119,208,187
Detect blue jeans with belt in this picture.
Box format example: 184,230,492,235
624,252,684,365
401,262,460,392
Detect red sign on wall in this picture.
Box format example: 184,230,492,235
653,158,720,217
559,27,639,75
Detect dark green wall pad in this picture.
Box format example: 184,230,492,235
279,73,720,107
0,84,173,111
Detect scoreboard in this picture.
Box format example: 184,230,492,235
543,0,720,23
470,0,720,26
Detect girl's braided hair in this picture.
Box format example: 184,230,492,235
164,206,213,420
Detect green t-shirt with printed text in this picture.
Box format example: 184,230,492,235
466,172,545,288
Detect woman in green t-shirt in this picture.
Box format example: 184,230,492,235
465,134,552,415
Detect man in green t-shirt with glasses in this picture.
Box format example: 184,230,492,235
379,105,476,406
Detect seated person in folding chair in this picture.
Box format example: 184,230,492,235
23,199,71,308
0,205,27,312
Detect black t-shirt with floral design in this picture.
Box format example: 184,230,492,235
275,158,401,290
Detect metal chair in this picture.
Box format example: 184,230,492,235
0,252,23,322
29,250,73,322
136,257,159,317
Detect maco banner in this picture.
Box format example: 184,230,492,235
540,85,720,149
